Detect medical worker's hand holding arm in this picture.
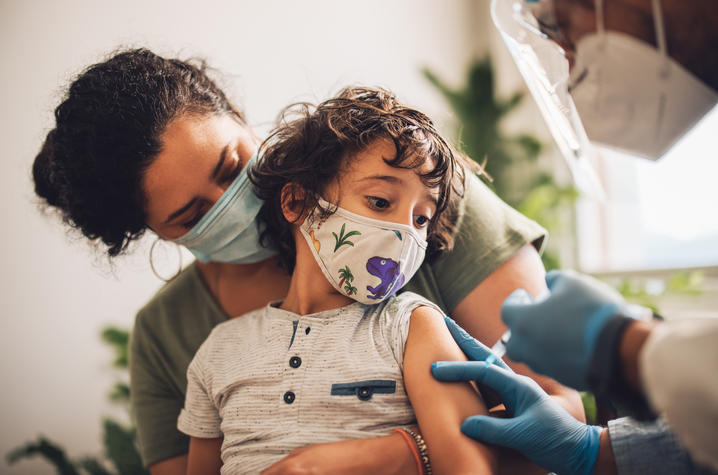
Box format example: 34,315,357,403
432,318,616,475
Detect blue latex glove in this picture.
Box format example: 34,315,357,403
502,269,627,390
433,318,601,475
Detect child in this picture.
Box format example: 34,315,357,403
177,87,496,474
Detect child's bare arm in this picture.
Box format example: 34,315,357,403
403,305,497,474
187,436,222,475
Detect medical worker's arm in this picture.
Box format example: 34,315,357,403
403,306,497,474
186,437,222,475
452,245,586,422
639,318,718,471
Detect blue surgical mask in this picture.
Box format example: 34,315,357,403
173,149,277,264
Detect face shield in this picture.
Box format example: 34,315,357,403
491,0,718,192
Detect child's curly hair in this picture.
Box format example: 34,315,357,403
249,86,478,272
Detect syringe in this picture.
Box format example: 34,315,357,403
484,329,511,366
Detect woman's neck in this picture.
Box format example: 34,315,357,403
280,236,354,316
196,258,291,317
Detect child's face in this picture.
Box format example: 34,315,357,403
323,138,439,240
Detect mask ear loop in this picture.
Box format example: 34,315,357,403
651,0,669,76
595,0,605,46
651,0,669,140
149,237,183,282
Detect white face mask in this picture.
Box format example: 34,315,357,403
300,199,427,305
569,31,718,160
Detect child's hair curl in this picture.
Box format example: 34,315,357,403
249,86,478,272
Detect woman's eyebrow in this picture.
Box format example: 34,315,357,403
163,197,199,225
210,144,230,180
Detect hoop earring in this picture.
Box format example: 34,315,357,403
149,237,183,282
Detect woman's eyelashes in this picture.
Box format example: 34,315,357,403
181,210,204,229
221,155,243,184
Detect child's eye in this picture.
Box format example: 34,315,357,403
414,215,430,228
366,196,390,210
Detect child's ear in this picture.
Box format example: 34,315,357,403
280,183,307,223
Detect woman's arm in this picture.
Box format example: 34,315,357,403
149,455,187,475
452,244,585,422
403,305,497,474
260,432,417,475
187,437,222,475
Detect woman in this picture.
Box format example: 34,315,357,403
33,48,583,474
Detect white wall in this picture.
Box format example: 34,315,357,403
0,1,491,472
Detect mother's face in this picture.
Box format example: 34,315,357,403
142,113,259,240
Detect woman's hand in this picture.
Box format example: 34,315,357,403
260,432,417,475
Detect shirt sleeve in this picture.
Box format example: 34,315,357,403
607,417,715,474
384,293,446,368
129,264,226,467
176,342,222,439
640,318,718,471
408,173,546,314
130,312,190,466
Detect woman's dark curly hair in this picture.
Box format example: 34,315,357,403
33,48,244,257
249,86,478,272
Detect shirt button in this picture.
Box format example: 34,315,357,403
283,391,295,404
357,387,373,401
289,356,302,368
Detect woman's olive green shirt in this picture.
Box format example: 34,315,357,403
130,174,546,467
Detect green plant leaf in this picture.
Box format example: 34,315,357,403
103,419,148,475
110,383,131,403
6,437,80,475
666,271,704,295
580,392,598,426
77,457,112,475
101,327,129,369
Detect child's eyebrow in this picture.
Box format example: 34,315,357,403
358,174,401,185
358,175,439,205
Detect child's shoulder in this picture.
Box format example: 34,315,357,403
384,291,445,319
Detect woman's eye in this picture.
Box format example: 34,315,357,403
181,213,203,229
414,215,430,228
367,196,390,210
222,160,242,184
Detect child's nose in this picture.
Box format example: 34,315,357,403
396,208,414,228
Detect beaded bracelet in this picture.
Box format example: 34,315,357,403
404,428,432,475
393,429,423,474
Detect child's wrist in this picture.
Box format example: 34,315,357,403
393,428,432,475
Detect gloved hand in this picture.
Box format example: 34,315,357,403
502,269,627,390
433,317,601,475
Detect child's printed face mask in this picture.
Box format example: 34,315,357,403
300,198,428,304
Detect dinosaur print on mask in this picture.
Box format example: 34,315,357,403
366,256,405,300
